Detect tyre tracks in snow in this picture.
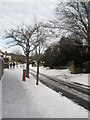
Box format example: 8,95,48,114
29,68,90,111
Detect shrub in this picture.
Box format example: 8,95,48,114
74,67,83,74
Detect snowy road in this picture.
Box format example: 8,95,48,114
1,68,89,118
30,68,90,111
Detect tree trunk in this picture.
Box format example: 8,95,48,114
26,52,29,78
36,61,39,85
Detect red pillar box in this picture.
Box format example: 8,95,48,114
22,69,26,81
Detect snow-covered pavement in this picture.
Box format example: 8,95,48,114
1,67,89,118
0,80,2,120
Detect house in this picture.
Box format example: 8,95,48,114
0,50,4,79
4,51,12,62
0,49,4,57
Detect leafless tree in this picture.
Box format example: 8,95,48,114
4,23,42,78
12,49,22,55
50,1,90,46
33,22,48,85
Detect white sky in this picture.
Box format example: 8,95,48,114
0,0,57,52
0,0,57,30
0,0,88,52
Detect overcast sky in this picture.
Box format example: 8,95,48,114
0,0,58,52
0,0,88,53
0,0,57,29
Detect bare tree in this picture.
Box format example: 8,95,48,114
4,23,41,78
14,49,22,55
50,1,90,46
33,22,48,85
